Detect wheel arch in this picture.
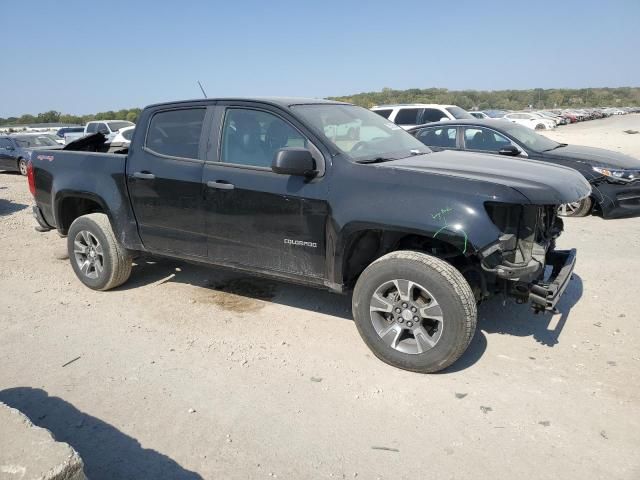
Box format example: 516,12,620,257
335,225,475,289
54,191,113,236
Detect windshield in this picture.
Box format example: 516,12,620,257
291,104,430,161
484,110,507,118
107,121,134,132
14,135,59,147
446,106,474,119
501,122,560,152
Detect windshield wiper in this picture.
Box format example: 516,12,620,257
543,143,568,152
355,157,395,164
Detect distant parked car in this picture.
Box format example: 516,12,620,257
56,127,84,141
0,134,62,175
408,119,640,218
504,112,555,130
371,104,474,129
469,111,490,119
109,125,135,149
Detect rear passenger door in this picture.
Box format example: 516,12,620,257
201,103,330,280
413,126,459,152
126,106,209,257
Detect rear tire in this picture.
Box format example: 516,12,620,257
558,197,593,217
18,158,27,176
67,213,132,291
352,251,477,373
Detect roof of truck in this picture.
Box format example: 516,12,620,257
145,97,348,109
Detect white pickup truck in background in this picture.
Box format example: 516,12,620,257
64,120,135,144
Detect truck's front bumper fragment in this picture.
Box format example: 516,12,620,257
528,249,577,312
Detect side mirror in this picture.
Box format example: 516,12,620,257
439,117,449,122
499,145,521,156
272,148,317,177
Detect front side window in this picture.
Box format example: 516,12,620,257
291,104,429,162
97,123,109,134
220,108,306,168
86,123,98,133
416,127,457,148
145,108,205,159
464,127,511,151
393,108,421,126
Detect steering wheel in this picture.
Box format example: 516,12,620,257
350,137,386,153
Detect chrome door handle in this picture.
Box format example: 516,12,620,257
133,171,155,180
207,180,235,190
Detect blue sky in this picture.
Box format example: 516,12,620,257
2,0,638,116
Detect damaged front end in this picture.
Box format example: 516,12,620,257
479,203,575,313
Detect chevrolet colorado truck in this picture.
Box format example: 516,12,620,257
27,98,591,373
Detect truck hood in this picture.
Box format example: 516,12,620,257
541,144,640,169
384,150,592,205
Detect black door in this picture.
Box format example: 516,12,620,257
126,107,208,257
0,138,16,171
202,105,329,279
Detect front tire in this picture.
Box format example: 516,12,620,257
352,251,477,373
558,197,593,217
67,213,132,291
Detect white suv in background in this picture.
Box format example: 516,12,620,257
503,112,556,130
371,104,474,129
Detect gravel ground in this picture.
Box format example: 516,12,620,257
1,115,639,480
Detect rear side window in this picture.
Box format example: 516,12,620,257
416,127,457,148
394,108,421,125
0,138,12,149
145,108,206,159
373,109,393,119
122,128,135,141
422,108,447,123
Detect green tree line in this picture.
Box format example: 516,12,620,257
0,108,142,127
2,87,639,127
329,87,640,110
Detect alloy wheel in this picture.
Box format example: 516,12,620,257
73,230,104,279
369,279,444,355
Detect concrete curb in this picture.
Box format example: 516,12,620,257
0,402,86,480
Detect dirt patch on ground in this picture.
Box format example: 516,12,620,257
197,278,277,312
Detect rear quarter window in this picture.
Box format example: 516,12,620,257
393,108,421,125
372,109,393,119
145,108,206,159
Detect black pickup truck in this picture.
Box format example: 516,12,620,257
27,98,591,373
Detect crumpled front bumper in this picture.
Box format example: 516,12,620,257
529,249,576,312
